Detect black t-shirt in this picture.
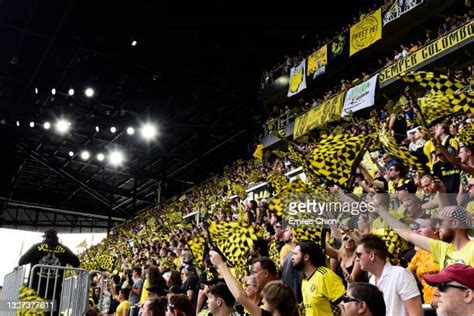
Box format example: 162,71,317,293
432,160,461,194
18,242,80,268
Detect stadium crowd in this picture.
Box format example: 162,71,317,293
59,1,474,316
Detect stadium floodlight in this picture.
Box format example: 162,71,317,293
51,88,56,95
95,126,100,132
16,121,20,127
35,88,39,94
43,122,51,130
140,123,157,140
29,122,35,128
131,40,137,46
109,150,124,166
85,87,94,97
97,153,105,161
68,88,74,96
68,151,74,157
80,150,90,160
110,126,117,133
55,119,70,134
126,127,135,135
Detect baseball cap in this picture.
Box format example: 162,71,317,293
437,206,472,228
424,264,474,289
42,229,58,238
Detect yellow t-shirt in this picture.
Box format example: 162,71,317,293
280,244,292,264
301,266,345,316
429,239,474,268
139,279,149,304
423,140,436,170
408,249,440,303
116,300,130,316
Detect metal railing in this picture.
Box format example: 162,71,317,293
1,266,26,316
28,264,90,316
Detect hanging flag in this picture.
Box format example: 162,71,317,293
287,59,307,97
292,227,327,250
308,133,369,188
252,144,264,161
401,71,464,94
342,74,379,116
350,8,382,56
329,32,349,62
379,129,427,173
383,0,424,25
307,44,328,78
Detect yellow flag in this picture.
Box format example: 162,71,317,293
253,144,263,161
350,8,382,56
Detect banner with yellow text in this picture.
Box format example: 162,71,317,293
379,21,473,83
287,59,307,97
307,45,328,78
350,8,382,56
293,92,345,139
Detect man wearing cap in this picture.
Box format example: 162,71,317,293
373,195,474,269
19,229,80,307
423,264,474,315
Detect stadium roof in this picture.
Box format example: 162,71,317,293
0,0,374,230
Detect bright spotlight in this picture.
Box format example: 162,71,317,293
131,40,137,46
55,119,70,134
68,151,74,157
80,151,90,160
43,122,51,130
68,88,74,96
97,153,105,161
16,121,20,127
110,126,117,133
29,121,35,128
140,124,157,140
109,151,124,165
126,127,135,135
95,126,100,132
85,88,94,98
51,88,56,95
34,88,39,94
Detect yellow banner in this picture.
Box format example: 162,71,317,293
307,44,327,77
350,8,382,56
293,92,345,139
379,21,473,83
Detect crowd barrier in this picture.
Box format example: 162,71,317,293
1,266,26,316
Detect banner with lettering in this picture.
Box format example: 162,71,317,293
307,44,328,79
293,92,345,139
379,21,473,83
288,59,307,97
383,0,424,26
342,74,378,117
350,8,382,56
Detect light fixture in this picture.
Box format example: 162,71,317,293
80,151,90,160
97,153,105,161
68,151,74,157
29,122,35,128
126,127,135,135
51,88,56,95
68,88,74,96
140,123,157,140
131,40,137,46
43,122,51,130
85,87,94,97
110,126,117,133
109,150,124,165
34,88,39,94
95,126,100,132
16,121,20,127
55,119,70,134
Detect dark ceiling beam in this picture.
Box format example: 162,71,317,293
24,146,131,217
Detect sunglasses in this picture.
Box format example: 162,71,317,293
437,282,469,292
342,295,362,303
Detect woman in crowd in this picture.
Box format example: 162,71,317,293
165,294,193,316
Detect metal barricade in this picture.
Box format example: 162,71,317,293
1,266,26,316
29,264,90,316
